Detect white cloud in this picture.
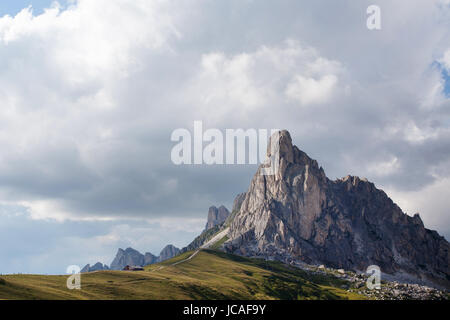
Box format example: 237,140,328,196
198,52,263,108
367,156,400,177
0,1,178,79
0,1,184,221
441,49,450,71
403,122,440,144
285,74,338,105
186,40,344,123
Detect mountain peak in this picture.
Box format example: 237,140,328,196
226,131,450,289
267,130,321,167
267,130,294,163
262,130,325,184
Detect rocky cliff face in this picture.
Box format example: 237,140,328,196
225,130,450,288
157,244,181,262
205,205,230,230
232,193,246,213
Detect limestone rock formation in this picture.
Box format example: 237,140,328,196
109,245,180,270
182,203,235,252
232,193,247,213
205,205,230,230
157,244,181,262
224,130,450,288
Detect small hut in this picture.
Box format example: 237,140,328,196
123,265,144,271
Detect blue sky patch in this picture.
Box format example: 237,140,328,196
431,60,450,98
0,0,56,17
442,66,450,97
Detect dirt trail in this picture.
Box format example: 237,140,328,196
151,228,229,271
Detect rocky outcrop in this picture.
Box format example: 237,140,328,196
298,263,448,300
224,130,450,289
157,244,181,262
81,262,109,273
109,245,180,270
205,206,230,230
110,248,145,270
183,202,237,252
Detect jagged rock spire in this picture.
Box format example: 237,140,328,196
225,130,450,289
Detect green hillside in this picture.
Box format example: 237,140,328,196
0,250,365,300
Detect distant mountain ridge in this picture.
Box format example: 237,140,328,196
80,262,109,273
109,245,181,270
82,244,181,272
83,202,233,271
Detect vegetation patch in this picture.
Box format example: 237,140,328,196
0,250,366,300
210,235,229,250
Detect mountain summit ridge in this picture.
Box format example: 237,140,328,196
224,130,450,288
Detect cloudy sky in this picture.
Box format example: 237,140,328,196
0,0,449,274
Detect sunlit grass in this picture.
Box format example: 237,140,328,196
0,250,366,300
